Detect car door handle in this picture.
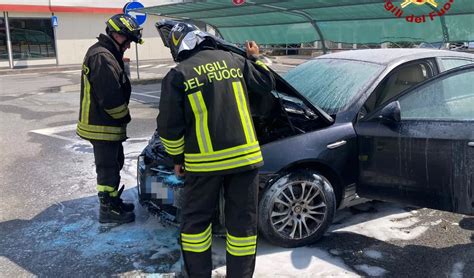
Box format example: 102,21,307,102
469,142,474,147
327,140,347,149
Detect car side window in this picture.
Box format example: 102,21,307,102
363,60,435,116
399,69,474,121
440,58,474,71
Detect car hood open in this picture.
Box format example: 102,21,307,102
155,19,334,125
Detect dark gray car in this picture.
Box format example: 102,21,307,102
138,49,474,248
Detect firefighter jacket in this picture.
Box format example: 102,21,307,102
76,34,131,142
157,49,275,175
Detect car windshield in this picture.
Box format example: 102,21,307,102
284,59,384,114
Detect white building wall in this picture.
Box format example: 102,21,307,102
55,13,171,65
1,0,177,67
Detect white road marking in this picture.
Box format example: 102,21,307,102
132,91,161,99
31,124,77,134
152,64,168,69
0,72,40,78
30,124,78,142
139,64,154,69
166,65,176,68
61,70,81,74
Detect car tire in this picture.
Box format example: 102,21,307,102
258,170,336,248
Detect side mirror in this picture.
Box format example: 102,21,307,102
378,101,401,124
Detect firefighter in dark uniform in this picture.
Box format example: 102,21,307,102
157,22,275,277
76,14,144,223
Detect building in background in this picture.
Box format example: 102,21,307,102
0,0,181,68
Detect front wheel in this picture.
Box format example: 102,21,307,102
258,170,336,248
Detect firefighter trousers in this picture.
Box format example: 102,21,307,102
91,141,124,195
180,168,259,278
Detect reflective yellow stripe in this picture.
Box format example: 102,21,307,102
96,185,118,197
119,17,134,31
160,136,185,147
185,151,263,172
226,245,256,256
82,64,90,75
160,136,185,155
81,73,91,124
76,128,126,141
105,104,127,115
233,81,255,144
182,235,212,253
108,19,120,31
226,233,257,247
164,145,185,155
185,142,260,162
188,91,213,153
77,122,125,134
97,185,115,192
255,60,270,71
181,224,212,242
105,104,129,119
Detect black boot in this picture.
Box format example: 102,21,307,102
116,185,135,212
98,193,135,224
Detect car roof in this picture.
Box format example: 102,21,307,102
316,48,474,65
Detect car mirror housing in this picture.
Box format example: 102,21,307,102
378,101,401,124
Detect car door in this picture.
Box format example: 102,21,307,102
355,65,474,214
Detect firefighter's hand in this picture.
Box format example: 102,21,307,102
174,164,185,177
245,41,260,57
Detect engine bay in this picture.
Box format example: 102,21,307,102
252,88,331,145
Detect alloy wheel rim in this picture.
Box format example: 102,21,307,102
270,179,327,240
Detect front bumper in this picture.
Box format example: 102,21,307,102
137,154,184,209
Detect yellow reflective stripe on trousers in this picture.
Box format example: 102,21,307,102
185,142,260,163
81,73,91,124
105,104,129,119
188,91,213,153
226,245,256,256
226,233,257,247
181,224,212,253
96,185,118,197
181,224,212,242
233,81,255,144
182,234,212,253
185,151,263,172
